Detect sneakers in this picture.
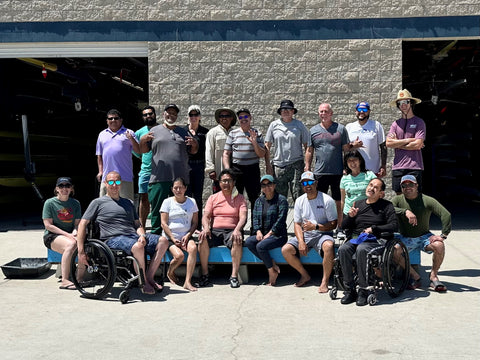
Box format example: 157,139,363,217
336,230,347,241
407,277,422,290
195,274,212,288
356,289,368,306
341,289,357,304
229,276,240,288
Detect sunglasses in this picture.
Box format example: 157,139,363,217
189,113,200,117
220,179,233,184
218,114,232,119
142,112,154,117
107,116,120,121
107,180,122,186
58,183,72,189
261,182,273,188
301,180,315,186
357,108,369,113
401,182,416,189
238,115,250,120
397,100,411,106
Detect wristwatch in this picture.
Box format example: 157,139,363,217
315,224,319,230
440,234,447,239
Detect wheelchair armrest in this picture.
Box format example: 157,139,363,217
380,232,394,241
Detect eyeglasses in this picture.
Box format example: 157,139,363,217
397,100,411,106
142,112,154,117
218,114,232,119
220,179,233,184
401,182,416,189
261,182,273,188
107,116,120,121
301,180,315,186
107,180,122,186
58,183,72,189
357,108,369,113
238,115,250,120
189,113,200,117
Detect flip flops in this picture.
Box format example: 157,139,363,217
59,284,76,290
430,279,447,292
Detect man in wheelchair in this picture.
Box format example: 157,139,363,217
338,178,398,306
77,171,169,295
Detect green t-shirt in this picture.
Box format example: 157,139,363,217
340,171,377,214
391,193,451,237
133,125,153,176
42,197,82,236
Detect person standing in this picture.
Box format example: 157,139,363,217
133,106,158,227
223,108,265,216
139,104,198,235
96,109,139,201
265,99,310,202
386,89,426,194
346,101,387,177
183,105,209,229
205,107,236,193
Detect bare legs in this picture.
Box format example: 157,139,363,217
51,236,77,288
167,240,198,291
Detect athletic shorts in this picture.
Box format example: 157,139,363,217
43,233,59,249
395,232,434,254
286,233,334,258
207,228,243,249
315,174,342,201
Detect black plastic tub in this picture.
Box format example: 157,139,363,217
1,258,52,278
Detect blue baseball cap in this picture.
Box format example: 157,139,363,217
400,175,417,184
356,101,370,111
260,175,275,184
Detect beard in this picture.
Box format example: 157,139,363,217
144,118,156,126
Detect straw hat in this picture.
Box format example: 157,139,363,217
389,89,422,107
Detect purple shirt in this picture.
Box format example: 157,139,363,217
96,125,138,182
388,116,426,170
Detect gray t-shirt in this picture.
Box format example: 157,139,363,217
148,124,191,184
310,122,349,175
265,118,311,167
82,196,138,240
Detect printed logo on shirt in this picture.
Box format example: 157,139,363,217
409,124,417,129
57,208,74,223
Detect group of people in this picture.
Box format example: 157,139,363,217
41,89,452,301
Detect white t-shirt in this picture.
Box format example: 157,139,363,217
345,119,385,173
160,196,198,239
293,192,337,242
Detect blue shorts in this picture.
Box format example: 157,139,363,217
395,232,433,254
138,173,150,194
105,233,159,255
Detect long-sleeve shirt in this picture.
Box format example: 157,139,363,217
252,192,288,237
341,198,398,238
391,193,451,237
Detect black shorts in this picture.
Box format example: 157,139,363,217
208,228,243,249
315,174,342,201
43,233,59,249
392,169,423,193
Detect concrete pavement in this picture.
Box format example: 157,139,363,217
1,228,479,360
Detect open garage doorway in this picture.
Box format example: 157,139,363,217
403,40,480,228
0,55,148,217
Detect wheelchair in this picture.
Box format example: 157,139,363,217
70,239,153,304
329,233,410,305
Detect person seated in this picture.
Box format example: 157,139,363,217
77,171,169,295
245,175,288,286
160,177,199,292
198,169,248,288
392,175,451,292
338,178,398,306
42,177,81,290
281,171,337,293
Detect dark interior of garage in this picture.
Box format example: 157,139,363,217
0,57,148,217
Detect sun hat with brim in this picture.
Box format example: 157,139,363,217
214,108,237,126
277,99,298,115
299,171,315,182
260,174,275,184
389,89,422,107
56,177,73,186
400,175,418,184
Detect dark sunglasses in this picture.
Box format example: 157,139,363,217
238,115,250,120
357,108,368,113
261,182,273,188
58,183,72,189
397,100,411,106
401,182,416,189
218,114,232,119
301,180,315,186
107,116,120,121
189,113,200,117
142,112,154,117
107,180,122,186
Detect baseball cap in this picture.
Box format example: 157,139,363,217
260,175,275,184
400,175,418,184
356,101,370,111
56,177,72,186
300,171,315,182
164,104,180,113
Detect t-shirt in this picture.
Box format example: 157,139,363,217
160,196,198,239
204,191,247,229
340,171,377,214
224,127,265,165
388,116,426,170
42,197,82,236
148,125,191,184
265,119,311,167
310,122,350,175
293,191,338,242
95,126,138,182
82,196,138,241
345,119,386,173
133,125,154,176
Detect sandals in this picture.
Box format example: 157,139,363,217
407,277,422,290
229,276,240,288
430,279,447,292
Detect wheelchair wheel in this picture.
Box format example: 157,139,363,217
71,239,116,300
382,239,410,298
119,290,130,304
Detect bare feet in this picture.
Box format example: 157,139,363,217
142,284,155,295
149,281,163,292
167,271,179,285
318,282,329,293
294,275,311,287
183,283,198,292
267,267,279,286
272,263,281,274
